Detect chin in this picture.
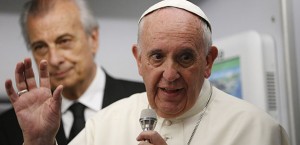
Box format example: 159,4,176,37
158,106,183,116
50,80,60,86
158,111,182,118
51,79,70,88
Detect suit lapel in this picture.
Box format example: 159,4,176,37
102,73,117,108
56,120,68,145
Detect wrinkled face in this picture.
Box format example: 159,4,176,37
26,1,98,90
133,8,216,118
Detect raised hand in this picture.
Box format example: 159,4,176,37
5,58,63,145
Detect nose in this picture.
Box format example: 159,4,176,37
48,48,64,66
162,61,180,82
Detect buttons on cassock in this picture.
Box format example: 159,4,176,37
164,120,172,126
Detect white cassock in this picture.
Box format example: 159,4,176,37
69,79,290,145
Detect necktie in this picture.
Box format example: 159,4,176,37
68,102,86,142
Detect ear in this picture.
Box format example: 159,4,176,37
132,44,142,76
204,46,218,78
89,28,99,56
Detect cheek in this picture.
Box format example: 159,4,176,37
66,38,92,59
141,64,157,89
141,63,162,103
64,47,95,66
63,48,82,60
185,66,204,94
32,55,42,64
63,50,87,75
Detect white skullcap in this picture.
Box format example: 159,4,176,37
139,0,211,31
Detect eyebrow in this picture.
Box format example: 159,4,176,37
30,40,46,48
56,33,73,41
147,49,163,56
30,33,74,48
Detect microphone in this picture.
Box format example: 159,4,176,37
139,109,157,131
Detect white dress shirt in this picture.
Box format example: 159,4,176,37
61,67,105,138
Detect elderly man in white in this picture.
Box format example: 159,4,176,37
5,0,290,145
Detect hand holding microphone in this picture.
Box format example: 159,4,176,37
139,109,157,143
137,109,167,145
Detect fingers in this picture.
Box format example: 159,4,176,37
137,131,167,145
15,61,27,91
15,58,37,92
52,85,63,102
24,58,37,90
52,85,63,116
138,141,153,145
5,79,18,103
39,60,51,89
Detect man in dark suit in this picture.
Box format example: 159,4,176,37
0,0,145,145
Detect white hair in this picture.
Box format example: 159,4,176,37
19,0,98,50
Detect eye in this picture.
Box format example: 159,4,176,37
56,35,73,49
151,53,163,61
58,38,71,46
148,51,164,66
33,44,44,50
31,42,48,56
177,52,195,67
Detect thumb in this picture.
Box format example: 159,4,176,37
52,85,63,113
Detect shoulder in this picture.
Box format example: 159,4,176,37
0,107,17,122
92,92,148,121
206,87,287,143
84,92,148,136
81,93,148,144
107,74,144,87
105,72,145,90
116,79,145,90
0,107,22,143
211,87,279,125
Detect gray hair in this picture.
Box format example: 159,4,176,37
137,8,212,56
20,0,99,50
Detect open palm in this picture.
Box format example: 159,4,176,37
5,58,63,145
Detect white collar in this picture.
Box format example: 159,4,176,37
61,67,105,113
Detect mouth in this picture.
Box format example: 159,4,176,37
159,87,184,97
157,87,185,103
50,68,72,79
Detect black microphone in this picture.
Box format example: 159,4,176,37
139,108,157,131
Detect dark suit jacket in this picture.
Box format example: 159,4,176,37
0,72,145,145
